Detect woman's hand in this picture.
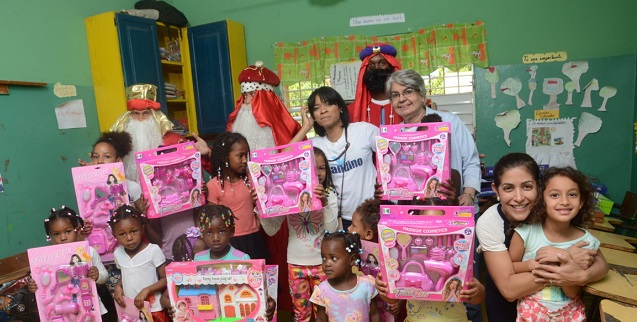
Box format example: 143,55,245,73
567,240,596,269
535,246,570,264
533,252,587,286
300,106,315,131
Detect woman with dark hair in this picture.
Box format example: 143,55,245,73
291,86,378,229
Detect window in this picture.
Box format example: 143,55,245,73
200,295,210,305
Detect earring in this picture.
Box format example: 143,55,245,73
340,109,343,114
497,196,500,201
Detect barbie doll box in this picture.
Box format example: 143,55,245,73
71,162,129,261
166,259,269,322
27,241,102,322
247,140,321,218
135,142,204,219
377,205,474,301
376,122,451,200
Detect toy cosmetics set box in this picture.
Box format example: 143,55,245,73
72,162,129,262
135,142,204,218
377,205,475,301
114,296,152,322
247,140,321,218
166,259,269,322
27,241,102,322
376,122,451,200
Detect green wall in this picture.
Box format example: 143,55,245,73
1,0,636,258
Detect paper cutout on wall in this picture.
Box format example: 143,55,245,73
526,118,576,168
527,65,538,105
574,112,602,146
562,61,589,93
598,86,617,112
564,82,575,105
543,78,564,110
485,66,500,99
501,78,525,109
53,82,77,98
494,109,521,147
580,78,599,108
54,99,87,129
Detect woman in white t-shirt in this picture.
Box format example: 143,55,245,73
291,86,378,230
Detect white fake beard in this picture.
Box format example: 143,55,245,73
123,118,163,182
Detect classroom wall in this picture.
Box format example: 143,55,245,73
0,0,636,258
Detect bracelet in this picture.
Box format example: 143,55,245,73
463,193,475,202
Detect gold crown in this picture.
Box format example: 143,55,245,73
126,84,158,101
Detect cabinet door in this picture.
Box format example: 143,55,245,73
116,14,167,112
188,21,235,134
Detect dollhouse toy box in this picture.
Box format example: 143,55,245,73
378,205,474,301
166,260,269,322
27,241,102,322
247,140,321,218
135,142,204,218
376,122,451,200
71,162,129,262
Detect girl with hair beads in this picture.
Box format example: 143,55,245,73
194,204,250,260
310,231,380,322
27,206,109,316
110,205,169,322
261,146,339,322
207,132,270,260
509,167,599,321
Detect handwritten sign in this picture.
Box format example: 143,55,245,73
534,109,560,119
350,13,405,27
55,99,86,129
330,62,361,101
522,51,568,64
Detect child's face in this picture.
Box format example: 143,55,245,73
416,209,445,216
366,254,379,267
543,175,582,224
177,303,186,311
450,279,460,290
112,218,145,256
49,218,80,245
315,154,327,184
492,166,538,223
227,141,249,176
320,239,354,280
91,142,120,165
348,211,372,241
201,217,234,259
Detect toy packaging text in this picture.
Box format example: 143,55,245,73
376,122,451,200
378,205,474,301
248,141,320,218
136,142,204,218
27,241,102,322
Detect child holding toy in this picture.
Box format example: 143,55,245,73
310,230,380,322
508,167,599,321
110,205,169,322
27,206,109,316
260,146,339,321
207,132,270,260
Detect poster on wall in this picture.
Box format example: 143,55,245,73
525,118,575,168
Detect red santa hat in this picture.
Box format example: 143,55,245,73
126,84,161,110
238,61,280,93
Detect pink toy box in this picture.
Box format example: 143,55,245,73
264,265,278,322
247,140,321,218
27,241,102,322
115,296,153,322
376,122,451,200
377,205,474,301
135,142,204,218
72,162,129,262
166,260,269,322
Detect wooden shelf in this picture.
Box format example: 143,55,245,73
0,80,47,95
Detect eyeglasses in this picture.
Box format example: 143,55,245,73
390,88,419,101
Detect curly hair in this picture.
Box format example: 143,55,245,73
353,198,393,240
322,230,363,268
108,204,147,230
525,167,595,228
210,132,249,192
93,131,133,159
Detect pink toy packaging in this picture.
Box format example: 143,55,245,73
115,296,153,322
166,260,269,322
247,140,321,218
376,122,451,200
377,205,474,301
27,241,102,322
71,162,129,262
265,265,279,322
135,142,204,218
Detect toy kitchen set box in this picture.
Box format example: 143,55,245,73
378,205,475,301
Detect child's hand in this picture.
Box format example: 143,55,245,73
135,288,150,309
438,178,458,205
250,187,258,203
265,296,276,321
459,277,485,305
535,246,570,265
387,300,403,315
166,305,176,318
27,275,38,294
201,182,209,201
81,220,94,237
114,285,125,307
88,266,99,281
192,133,211,156
567,240,596,269
374,182,384,200
78,152,91,166
375,273,389,297
313,184,327,206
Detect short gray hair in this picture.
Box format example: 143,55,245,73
385,69,427,99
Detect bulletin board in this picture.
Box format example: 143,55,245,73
475,55,636,201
